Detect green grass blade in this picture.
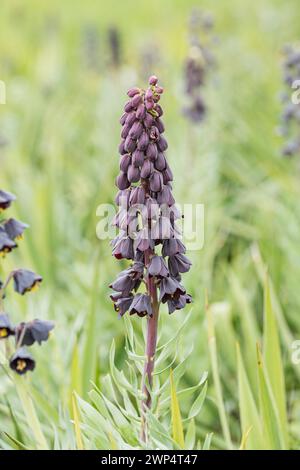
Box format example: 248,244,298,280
185,419,196,450
81,251,101,398
263,275,288,449
72,393,84,450
257,345,285,450
69,340,83,412
14,376,49,450
206,292,233,449
236,343,264,450
170,369,185,449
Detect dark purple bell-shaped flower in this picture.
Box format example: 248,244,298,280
12,269,42,295
135,228,154,252
159,277,186,303
162,238,186,257
168,294,192,314
0,190,16,212
110,270,138,295
3,218,28,241
129,187,146,205
0,314,15,339
111,293,134,317
9,347,35,375
148,255,169,278
168,253,192,277
112,235,134,260
129,293,152,317
15,319,54,347
0,228,17,256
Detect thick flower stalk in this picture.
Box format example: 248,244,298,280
279,45,300,157
0,189,54,375
109,76,192,432
183,9,214,123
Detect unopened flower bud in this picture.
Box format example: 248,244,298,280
149,75,158,85
141,159,153,178
127,165,141,183
116,172,130,190
119,153,131,172
127,87,140,97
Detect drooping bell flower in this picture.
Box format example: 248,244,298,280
2,218,28,241
0,314,15,339
12,269,43,295
9,347,36,375
0,227,17,256
15,319,54,347
0,190,16,212
128,293,152,317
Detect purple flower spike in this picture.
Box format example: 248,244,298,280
110,76,192,322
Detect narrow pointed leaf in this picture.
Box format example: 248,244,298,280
237,343,264,450
263,276,288,448
170,369,185,449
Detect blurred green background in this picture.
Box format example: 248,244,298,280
1,0,300,450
